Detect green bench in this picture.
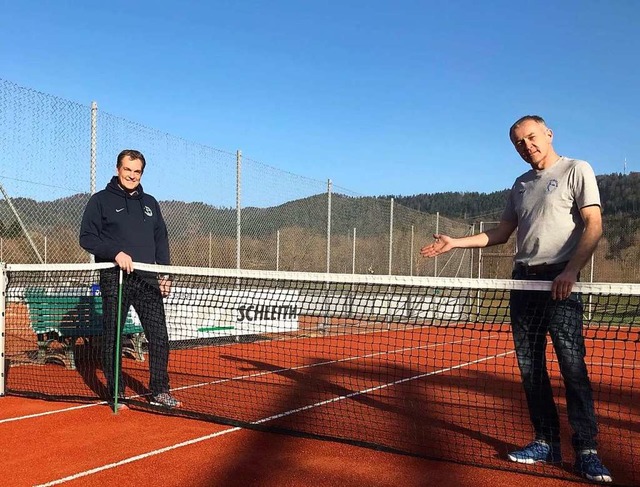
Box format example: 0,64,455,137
24,287,145,370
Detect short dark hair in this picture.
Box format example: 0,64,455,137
117,149,146,172
509,115,547,141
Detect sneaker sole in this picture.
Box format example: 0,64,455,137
507,454,562,465
149,401,182,409
581,473,613,483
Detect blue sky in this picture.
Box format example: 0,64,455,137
1,0,639,197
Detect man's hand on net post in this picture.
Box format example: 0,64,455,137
115,251,134,273
159,275,172,297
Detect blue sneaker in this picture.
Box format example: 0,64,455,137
508,440,562,464
574,451,612,483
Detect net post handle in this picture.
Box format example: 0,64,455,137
0,263,6,396
113,269,124,413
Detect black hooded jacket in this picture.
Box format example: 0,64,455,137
79,176,170,265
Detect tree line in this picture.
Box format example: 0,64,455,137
386,172,640,259
1,172,638,261
387,172,640,221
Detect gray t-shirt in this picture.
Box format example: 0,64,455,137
501,156,601,266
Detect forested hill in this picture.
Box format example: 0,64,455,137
389,172,640,222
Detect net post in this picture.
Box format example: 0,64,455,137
0,262,6,396
112,269,124,413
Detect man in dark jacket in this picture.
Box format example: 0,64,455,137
80,149,180,409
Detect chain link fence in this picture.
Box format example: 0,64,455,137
0,79,472,276
1,79,636,282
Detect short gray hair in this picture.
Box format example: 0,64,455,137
509,115,547,141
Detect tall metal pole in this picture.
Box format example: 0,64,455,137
236,150,242,270
90,102,97,195
326,179,332,273
276,230,280,271
388,198,394,275
352,227,356,274
410,225,414,276
470,223,476,278
208,231,212,268
477,221,484,279
434,211,439,277
89,101,98,263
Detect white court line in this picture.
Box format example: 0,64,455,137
35,351,515,487
0,402,102,424
35,345,514,487
170,332,501,393
3,332,498,424
34,426,243,487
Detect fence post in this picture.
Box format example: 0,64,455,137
236,149,242,270
208,231,212,268
352,227,356,274
90,102,97,195
89,101,98,264
388,197,394,275
326,179,332,273
410,225,414,276
470,223,476,278
477,221,484,279
434,211,439,276
276,230,280,271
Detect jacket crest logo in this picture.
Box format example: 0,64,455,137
144,206,153,217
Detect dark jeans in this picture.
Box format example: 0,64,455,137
510,265,598,452
100,268,170,397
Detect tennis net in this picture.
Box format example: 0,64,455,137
2,262,639,484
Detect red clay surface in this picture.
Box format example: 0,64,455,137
1,395,587,487
3,311,636,486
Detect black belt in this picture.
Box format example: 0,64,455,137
514,261,568,276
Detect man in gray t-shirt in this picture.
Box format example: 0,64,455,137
503,156,600,267
420,115,611,483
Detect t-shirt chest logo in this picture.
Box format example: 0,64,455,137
144,206,153,217
546,179,559,193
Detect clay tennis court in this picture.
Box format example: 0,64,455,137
2,317,636,486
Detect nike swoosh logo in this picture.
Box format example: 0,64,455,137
116,208,125,212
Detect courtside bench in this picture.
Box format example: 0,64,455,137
24,287,145,370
